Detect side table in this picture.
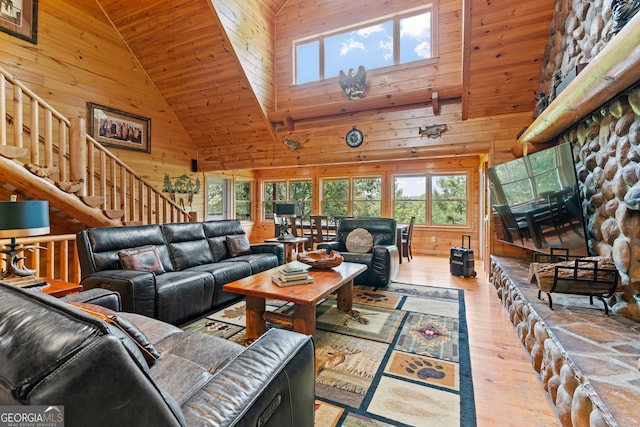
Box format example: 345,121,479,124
41,278,83,298
264,236,309,263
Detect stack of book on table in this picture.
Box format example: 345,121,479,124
272,264,313,287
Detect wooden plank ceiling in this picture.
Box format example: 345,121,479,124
96,0,555,169
96,0,279,167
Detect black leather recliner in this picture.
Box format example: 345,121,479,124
0,284,315,427
318,217,399,288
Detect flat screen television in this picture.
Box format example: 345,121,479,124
488,142,590,256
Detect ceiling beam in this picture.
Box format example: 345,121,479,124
268,86,461,125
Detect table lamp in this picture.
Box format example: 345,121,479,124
275,203,296,240
0,198,50,282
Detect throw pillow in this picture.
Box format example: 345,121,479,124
68,301,161,367
118,246,165,275
345,228,374,253
226,234,251,257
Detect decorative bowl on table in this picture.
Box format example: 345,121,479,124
297,250,343,269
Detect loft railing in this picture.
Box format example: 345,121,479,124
0,65,190,224
0,234,80,284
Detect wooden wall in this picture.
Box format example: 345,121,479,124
250,103,532,259
251,146,489,258
0,1,203,217
264,0,465,169
0,0,539,260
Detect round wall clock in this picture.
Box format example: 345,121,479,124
345,127,364,148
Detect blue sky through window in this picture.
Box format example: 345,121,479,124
295,9,432,84
324,21,393,78
400,12,431,62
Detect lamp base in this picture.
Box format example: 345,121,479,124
0,274,49,289
0,241,46,279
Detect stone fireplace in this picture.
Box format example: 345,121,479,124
517,0,640,320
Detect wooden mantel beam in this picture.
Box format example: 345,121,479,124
268,86,461,125
516,13,640,150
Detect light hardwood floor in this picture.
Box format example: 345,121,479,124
395,255,559,427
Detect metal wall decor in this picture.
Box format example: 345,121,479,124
418,124,447,139
162,174,200,211
283,138,301,151
162,174,200,195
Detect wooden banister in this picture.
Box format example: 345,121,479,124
0,234,80,283
0,65,190,225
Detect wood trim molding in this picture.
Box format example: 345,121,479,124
268,86,460,125
515,13,640,154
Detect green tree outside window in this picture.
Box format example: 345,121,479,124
235,181,251,220
322,179,349,220
353,178,381,217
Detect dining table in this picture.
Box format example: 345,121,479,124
510,201,553,249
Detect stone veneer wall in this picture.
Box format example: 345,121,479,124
491,259,617,427
539,0,612,99
535,0,640,318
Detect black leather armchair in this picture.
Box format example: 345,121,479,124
0,283,315,427
317,217,399,288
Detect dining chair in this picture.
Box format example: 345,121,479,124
546,191,568,240
401,216,416,262
273,213,283,238
294,216,314,250
563,194,584,237
493,204,530,245
310,215,334,244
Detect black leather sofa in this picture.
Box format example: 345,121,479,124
0,284,315,427
77,220,284,325
317,217,399,287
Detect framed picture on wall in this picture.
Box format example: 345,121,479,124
0,0,37,44
87,103,152,153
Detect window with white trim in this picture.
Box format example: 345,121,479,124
394,174,468,226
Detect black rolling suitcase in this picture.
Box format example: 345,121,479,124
449,234,476,277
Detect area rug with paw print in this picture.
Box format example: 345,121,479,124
182,282,476,427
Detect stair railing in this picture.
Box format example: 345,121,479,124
0,234,80,284
0,66,189,225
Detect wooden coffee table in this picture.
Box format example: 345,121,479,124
223,261,366,340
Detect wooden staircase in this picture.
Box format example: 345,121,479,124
0,66,190,229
